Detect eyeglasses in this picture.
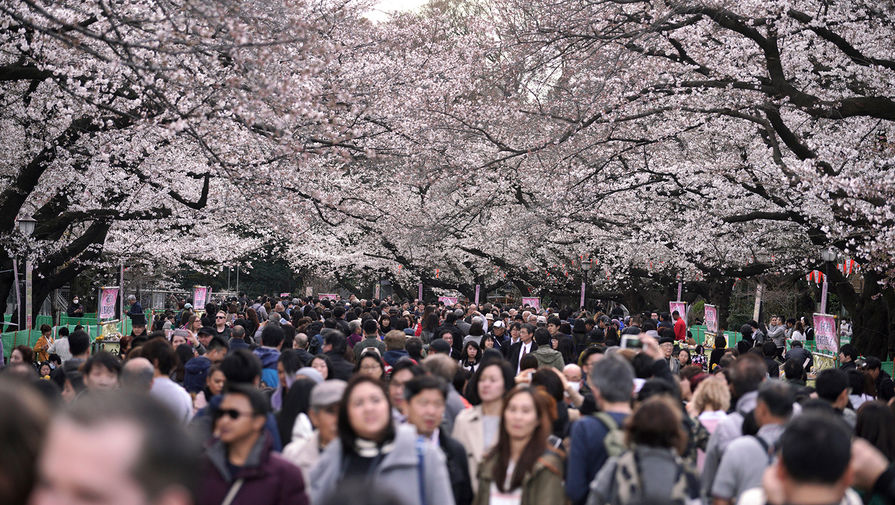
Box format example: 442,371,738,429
214,408,254,420
216,316,225,319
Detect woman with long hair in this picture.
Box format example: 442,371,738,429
461,341,483,374
473,386,565,505
453,358,517,491
309,376,454,505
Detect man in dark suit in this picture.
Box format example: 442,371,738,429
507,323,538,374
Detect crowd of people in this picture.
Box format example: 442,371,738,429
3,294,895,505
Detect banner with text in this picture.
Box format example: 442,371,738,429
522,297,541,310
193,286,208,311
99,287,119,320
474,285,481,306
704,304,718,334
814,313,839,354
438,296,459,306
318,293,341,301
669,301,687,320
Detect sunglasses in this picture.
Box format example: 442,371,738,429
216,316,225,319
214,409,253,420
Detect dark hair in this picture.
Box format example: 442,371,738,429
730,353,766,397
779,412,851,483
404,374,449,402
533,328,551,346
520,323,536,336
626,396,686,454
81,351,122,377
261,325,284,348
637,377,680,403
311,354,334,379
40,324,52,334
390,359,424,380
855,401,895,461
840,343,858,361
579,345,605,367
354,352,385,376
864,356,882,371
141,339,177,375
323,329,348,354
68,330,90,356
461,340,481,365
782,358,804,381
0,378,50,505
762,341,777,358
277,378,315,445
278,349,302,377
815,368,848,403
519,354,539,372
224,382,270,417
220,349,263,384
207,336,229,352
338,375,395,452
465,358,514,405
405,337,424,361
63,391,199,499
531,369,564,402
12,345,34,363
363,318,379,335
757,380,794,418
491,386,556,492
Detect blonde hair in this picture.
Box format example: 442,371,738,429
691,377,730,414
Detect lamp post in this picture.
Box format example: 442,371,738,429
820,248,837,314
580,260,592,309
17,215,37,331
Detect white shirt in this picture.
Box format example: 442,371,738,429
150,376,193,424
517,341,532,373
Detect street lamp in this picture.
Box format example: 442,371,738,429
15,215,37,331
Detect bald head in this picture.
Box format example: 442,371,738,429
121,358,154,393
563,364,582,384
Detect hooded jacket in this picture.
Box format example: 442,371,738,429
198,433,307,505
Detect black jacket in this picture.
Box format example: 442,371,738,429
507,340,538,373
325,352,354,381
439,430,473,505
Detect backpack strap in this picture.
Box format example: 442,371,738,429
751,435,774,464
594,411,618,431
416,437,427,505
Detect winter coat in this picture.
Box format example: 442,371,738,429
324,351,354,381
310,424,455,505
472,447,565,505
383,349,410,367
530,347,565,371
198,434,307,505
452,405,488,493
183,356,212,393
439,430,474,505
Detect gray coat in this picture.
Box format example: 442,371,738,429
310,424,455,505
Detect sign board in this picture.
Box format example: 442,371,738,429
99,287,119,320
418,283,423,301
669,301,687,319
474,285,481,306
521,297,540,309
318,293,341,301
193,286,208,311
813,313,839,354
438,296,459,306
704,304,718,334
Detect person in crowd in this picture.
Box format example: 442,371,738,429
460,340,482,374
228,324,251,353
388,359,425,423
184,336,229,395
142,338,193,424
531,327,565,371
82,351,122,391
322,330,354,381
198,383,308,505
658,334,679,374
701,353,767,496
422,353,468,434
33,324,54,363
66,296,85,317
677,348,692,368
766,315,786,358
0,377,50,505
255,325,284,388
864,357,895,402
30,391,197,505
48,327,72,363
673,310,687,342
193,364,225,412
405,375,474,505
121,357,155,393
855,401,895,462
310,354,332,380
712,380,794,505
507,324,538,374
382,329,409,367
784,339,813,374
354,319,386,360
309,375,455,505
687,376,729,471
212,310,231,340
761,341,781,378
737,412,863,505
355,348,386,380
816,368,857,428
839,343,859,371
10,344,34,365
473,385,565,505
587,396,700,505
566,354,636,505
283,380,347,482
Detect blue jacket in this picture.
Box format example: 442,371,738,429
565,411,628,505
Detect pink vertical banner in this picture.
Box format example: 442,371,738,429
820,280,829,313
474,284,481,305
814,313,838,354
580,282,586,308
374,284,381,299
669,301,687,319
418,283,423,301
677,281,683,301
99,287,119,320
193,286,208,311
704,304,718,333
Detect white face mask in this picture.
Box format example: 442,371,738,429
567,381,581,393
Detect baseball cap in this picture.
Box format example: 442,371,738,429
493,320,505,328
184,303,193,309
311,380,347,407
